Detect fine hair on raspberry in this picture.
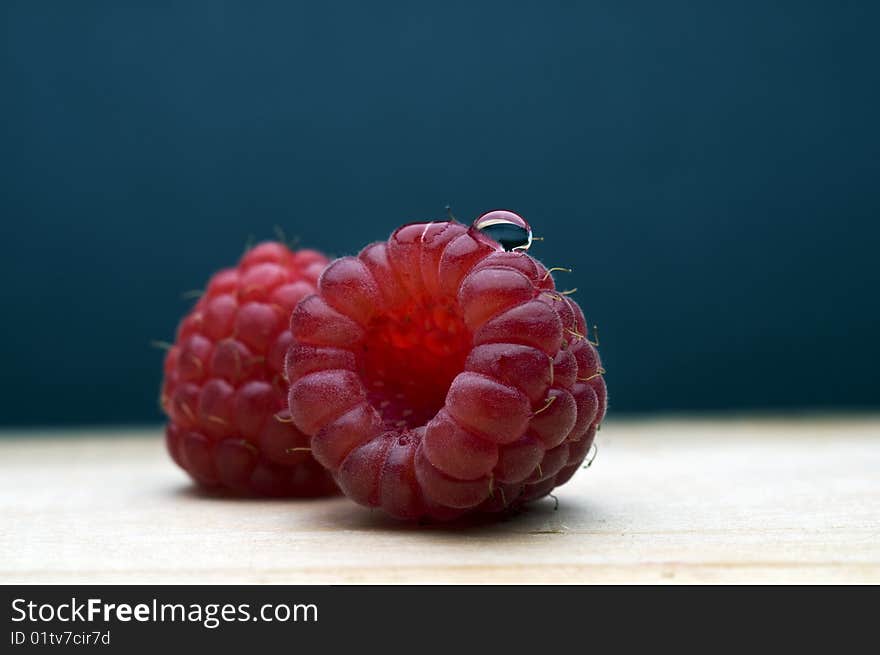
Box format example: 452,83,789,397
161,241,338,497
286,212,607,520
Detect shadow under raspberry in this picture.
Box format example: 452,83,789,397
168,482,340,503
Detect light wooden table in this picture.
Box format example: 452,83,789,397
1,416,878,584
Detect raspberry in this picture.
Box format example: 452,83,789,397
286,211,607,520
161,241,338,497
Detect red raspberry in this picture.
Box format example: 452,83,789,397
286,211,607,520
161,241,338,497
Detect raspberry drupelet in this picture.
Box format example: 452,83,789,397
161,241,338,497
286,211,607,520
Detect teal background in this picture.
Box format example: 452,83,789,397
2,1,878,425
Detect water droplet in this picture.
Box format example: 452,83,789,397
471,210,533,251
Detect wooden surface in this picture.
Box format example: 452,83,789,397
1,416,878,584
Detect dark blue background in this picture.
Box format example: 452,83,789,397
2,1,877,426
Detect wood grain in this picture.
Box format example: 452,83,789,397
2,416,878,584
